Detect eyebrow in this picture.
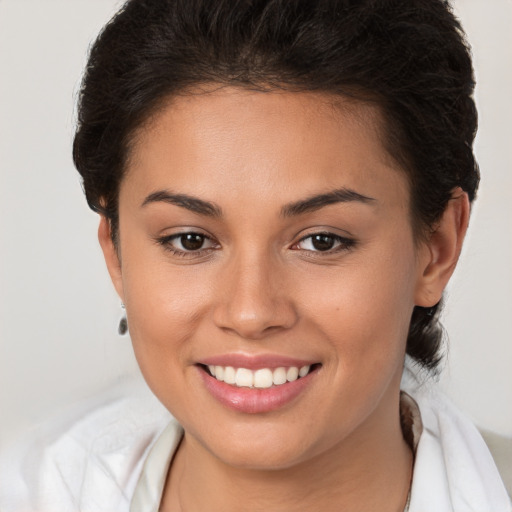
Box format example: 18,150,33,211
141,187,375,218
141,190,222,217
281,188,376,217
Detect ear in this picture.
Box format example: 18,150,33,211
98,216,124,301
415,188,470,307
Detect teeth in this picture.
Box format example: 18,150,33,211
206,364,314,388
273,367,287,385
286,366,299,382
235,368,253,387
254,369,273,388
299,365,310,377
215,366,224,381
223,366,236,384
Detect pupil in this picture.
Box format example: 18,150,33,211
312,235,335,251
181,233,204,251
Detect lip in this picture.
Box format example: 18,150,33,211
197,354,320,414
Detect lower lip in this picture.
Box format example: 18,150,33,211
198,367,317,414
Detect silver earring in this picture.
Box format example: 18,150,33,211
118,303,128,335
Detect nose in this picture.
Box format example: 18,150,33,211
212,250,298,340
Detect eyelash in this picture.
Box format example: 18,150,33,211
156,232,219,258
293,232,356,254
156,231,356,258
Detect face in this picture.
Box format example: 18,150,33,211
103,87,434,470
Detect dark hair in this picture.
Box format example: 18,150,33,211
73,0,479,370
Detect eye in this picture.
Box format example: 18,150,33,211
175,233,209,251
157,231,219,255
293,233,355,253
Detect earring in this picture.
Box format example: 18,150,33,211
118,303,128,335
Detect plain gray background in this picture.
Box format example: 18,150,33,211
1,0,511,450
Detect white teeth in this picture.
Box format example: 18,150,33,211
273,367,287,385
207,364,315,388
299,365,310,377
223,366,236,384
235,368,254,387
254,369,273,388
215,366,224,381
286,367,299,382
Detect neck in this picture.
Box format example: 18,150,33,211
161,394,413,512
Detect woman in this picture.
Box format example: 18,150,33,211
1,0,510,511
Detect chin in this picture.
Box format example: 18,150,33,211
183,412,338,472
209,436,315,471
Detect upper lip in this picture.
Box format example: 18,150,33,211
198,353,319,370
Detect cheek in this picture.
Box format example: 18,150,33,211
293,245,417,422
119,244,215,386
296,241,417,364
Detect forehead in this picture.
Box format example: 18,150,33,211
124,87,409,212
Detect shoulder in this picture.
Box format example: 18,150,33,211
401,360,512,512
0,377,172,512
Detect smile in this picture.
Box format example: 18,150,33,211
198,359,321,414
207,365,313,388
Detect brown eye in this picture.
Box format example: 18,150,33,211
158,231,218,255
294,232,356,253
311,234,336,251
180,233,206,251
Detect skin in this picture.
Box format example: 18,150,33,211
99,87,469,511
